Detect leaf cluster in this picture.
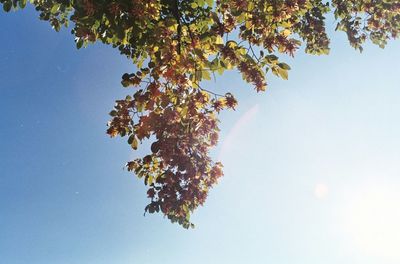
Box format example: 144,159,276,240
3,0,399,228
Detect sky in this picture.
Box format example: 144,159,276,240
1,5,400,264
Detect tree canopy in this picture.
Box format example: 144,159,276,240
2,0,400,228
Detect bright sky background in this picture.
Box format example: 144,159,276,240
2,5,400,264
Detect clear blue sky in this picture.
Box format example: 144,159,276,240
2,5,400,264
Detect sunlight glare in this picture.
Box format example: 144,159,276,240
314,183,329,199
341,183,400,260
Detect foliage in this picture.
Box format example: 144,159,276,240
2,0,400,228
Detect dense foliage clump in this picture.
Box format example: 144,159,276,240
2,0,399,228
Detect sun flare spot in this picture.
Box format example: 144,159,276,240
314,183,329,199
341,183,400,260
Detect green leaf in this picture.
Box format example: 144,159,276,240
209,57,219,71
18,0,27,9
50,3,60,13
278,63,291,70
271,66,288,80
3,2,12,12
128,134,135,144
76,38,84,49
265,55,279,64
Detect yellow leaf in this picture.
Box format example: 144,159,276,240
282,29,291,37
215,36,223,45
131,137,138,150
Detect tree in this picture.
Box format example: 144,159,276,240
2,0,399,228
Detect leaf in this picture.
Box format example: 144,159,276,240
76,38,84,49
18,0,27,9
50,3,60,13
202,70,211,80
215,35,223,45
282,29,291,37
278,63,291,70
277,68,288,80
195,70,202,82
265,55,279,64
128,135,138,150
145,175,153,185
226,40,237,49
3,2,12,12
